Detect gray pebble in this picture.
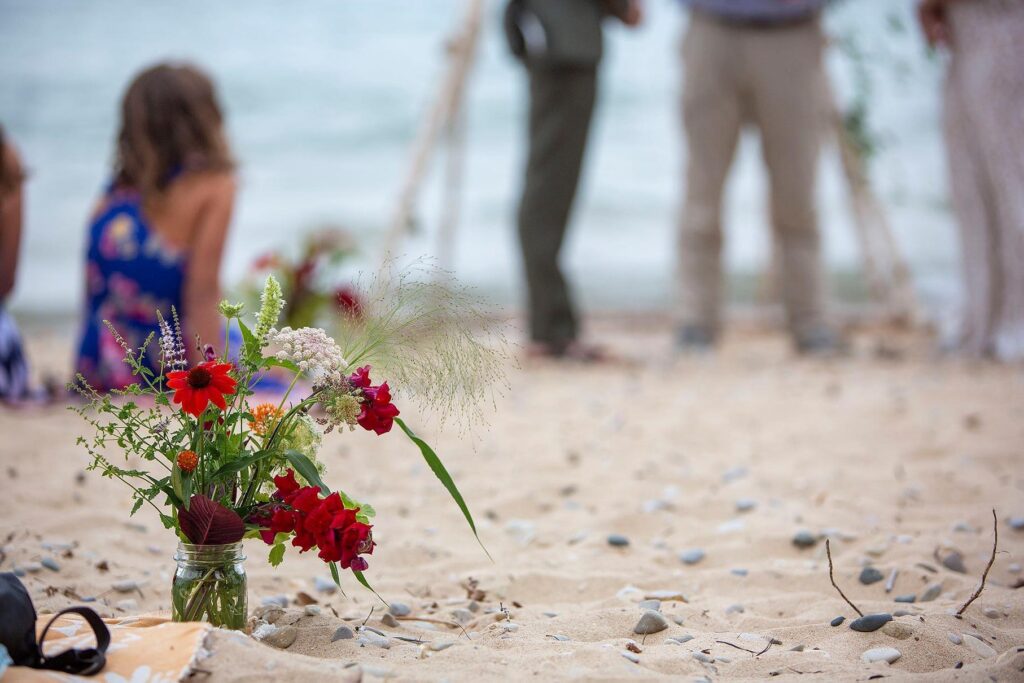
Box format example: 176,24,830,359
693,651,714,663
80,596,96,603
262,625,298,649
722,466,748,483
12,567,25,577
116,599,137,611
111,580,138,593
792,530,817,549
607,534,630,547
862,647,901,664
468,600,480,612
261,595,289,608
1008,563,1021,574
885,568,898,593
859,567,884,585
679,548,705,565
542,611,558,618
313,576,337,594
941,551,967,574
666,635,694,644
634,609,669,635
381,613,399,628
548,634,571,642
962,634,996,658
790,645,806,652
730,568,748,577
725,603,745,615
947,632,962,645
982,607,1002,619
19,562,42,574
638,599,661,612
830,616,845,627
620,650,640,664
893,609,914,617
331,625,354,641
451,608,474,625
1008,516,1024,531
40,558,60,572
952,521,975,533
389,602,411,617
850,613,892,632
357,632,391,649
303,605,320,616
894,594,916,603
735,498,757,513
920,583,942,602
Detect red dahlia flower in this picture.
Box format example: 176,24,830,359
348,366,400,435
167,361,237,417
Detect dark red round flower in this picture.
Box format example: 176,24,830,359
167,361,237,417
335,287,362,318
348,366,400,435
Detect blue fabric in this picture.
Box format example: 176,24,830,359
682,0,827,22
75,184,188,390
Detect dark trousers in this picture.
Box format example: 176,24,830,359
517,64,597,347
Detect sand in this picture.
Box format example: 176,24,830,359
2,320,1023,681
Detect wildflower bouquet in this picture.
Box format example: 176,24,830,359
70,276,484,629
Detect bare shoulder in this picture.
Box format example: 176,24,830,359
172,170,236,206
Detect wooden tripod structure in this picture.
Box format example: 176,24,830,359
384,1,921,325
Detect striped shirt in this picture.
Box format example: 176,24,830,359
682,0,828,22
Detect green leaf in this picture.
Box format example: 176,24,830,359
130,497,145,516
352,569,387,605
283,450,330,496
264,357,301,373
394,417,491,560
171,465,190,510
210,449,276,480
159,513,176,530
328,561,347,597
269,543,286,567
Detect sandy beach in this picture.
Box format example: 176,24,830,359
2,319,1022,681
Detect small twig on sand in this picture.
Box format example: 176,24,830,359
826,538,864,617
716,640,759,655
395,615,472,640
956,509,998,617
756,640,774,657
361,606,375,627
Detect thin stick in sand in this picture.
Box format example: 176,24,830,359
956,508,998,617
826,538,864,617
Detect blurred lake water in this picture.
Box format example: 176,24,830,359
0,0,958,320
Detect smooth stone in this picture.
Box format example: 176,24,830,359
722,466,748,483
261,595,289,608
468,601,480,612
717,519,745,534
882,622,913,640
680,548,705,565
725,603,745,615
313,576,337,594
451,608,474,625
735,498,757,513
80,596,96,603
792,530,817,549
859,567,884,585
962,634,996,658
332,626,354,641
303,605,320,616
671,615,685,626
542,611,558,618
638,599,661,612
12,568,25,577
850,613,893,632
1009,563,1021,574
982,607,1002,619
40,558,60,572
502,622,520,633
865,544,888,558
738,632,766,643
941,551,967,574
862,647,901,664
548,634,570,642
693,652,714,663
607,534,630,548
920,583,942,602
665,635,694,645
1009,517,1024,531
389,602,411,617
830,616,846,627
948,633,962,645
381,613,399,628
620,651,640,664
885,568,898,593
952,521,975,533
642,499,672,513
730,568,748,577
894,594,916,603
893,609,914,617
262,625,298,649
111,580,138,593
357,632,391,649
634,609,669,635
19,563,42,574
116,599,137,611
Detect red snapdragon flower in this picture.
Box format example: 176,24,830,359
257,469,375,570
334,286,362,318
349,366,400,435
166,361,237,417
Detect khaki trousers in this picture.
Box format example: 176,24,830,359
677,11,828,335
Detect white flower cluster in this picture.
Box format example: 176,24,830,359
268,326,347,379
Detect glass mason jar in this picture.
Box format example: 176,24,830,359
171,542,248,629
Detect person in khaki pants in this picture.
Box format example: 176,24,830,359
676,0,839,353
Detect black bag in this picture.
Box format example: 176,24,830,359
0,573,110,675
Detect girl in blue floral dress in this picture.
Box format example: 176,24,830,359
75,63,237,390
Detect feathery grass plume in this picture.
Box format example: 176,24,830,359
254,275,285,346
332,259,512,431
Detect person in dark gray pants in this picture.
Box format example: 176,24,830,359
505,0,640,360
